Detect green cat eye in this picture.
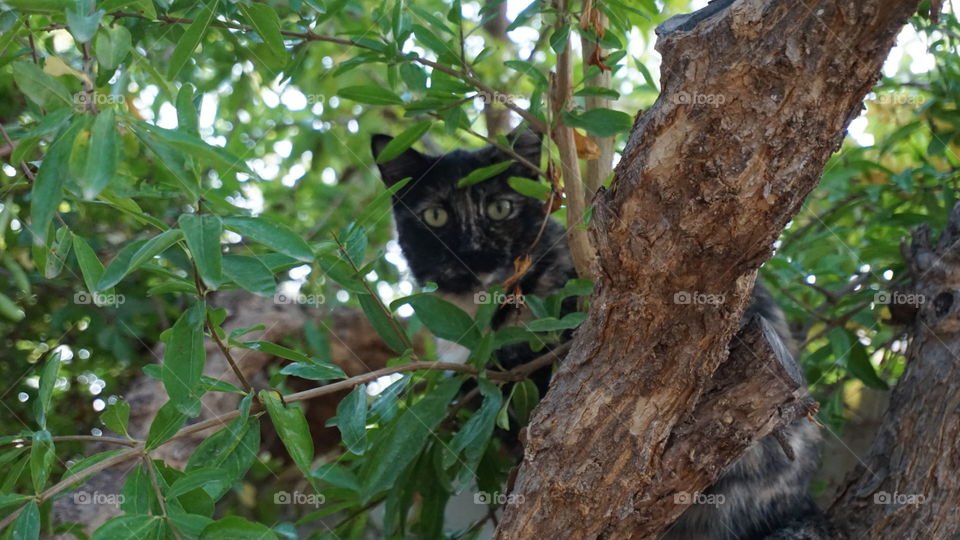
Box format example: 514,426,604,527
422,207,449,227
486,199,513,220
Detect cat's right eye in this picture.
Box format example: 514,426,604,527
422,207,449,227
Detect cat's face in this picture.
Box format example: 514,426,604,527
371,130,544,294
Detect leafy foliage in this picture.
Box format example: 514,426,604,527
0,0,954,538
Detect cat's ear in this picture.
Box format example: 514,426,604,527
506,126,543,172
371,134,429,186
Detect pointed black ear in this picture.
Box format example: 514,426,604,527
371,134,429,186
506,126,543,174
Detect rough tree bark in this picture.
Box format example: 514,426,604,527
829,203,960,539
495,0,924,538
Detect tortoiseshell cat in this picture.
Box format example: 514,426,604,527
371,128,828,540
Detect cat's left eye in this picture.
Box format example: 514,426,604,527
486,199,513,220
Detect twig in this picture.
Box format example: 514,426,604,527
579,2,614,195
0,435,137,449
551,0,595,278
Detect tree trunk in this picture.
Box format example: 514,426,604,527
495,0,923,538
829,203,960,538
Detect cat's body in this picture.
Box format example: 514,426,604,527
372,129,827,540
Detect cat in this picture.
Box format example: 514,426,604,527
371,128,829,540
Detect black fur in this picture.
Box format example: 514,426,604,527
371,130,827,540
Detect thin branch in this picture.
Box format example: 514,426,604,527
206,313,254,394
0,435,137,449
332,233,415,351
551,0,596,278
579,2,615,195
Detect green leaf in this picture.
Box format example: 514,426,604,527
317,253,366,292
93,24,132,70
444,379,500,486
550,24,571,54
43,225,72,279
187,416,259,498
36,352,61,429
358,293,408,353
121,463,153,514
11,499,39,540
237,2,285,59
0,292,24,322
457,160,514,188
412,24,456,62
509,379,540,426
260,391,314,481
162,302,207,417
358,177,411,228
167,513,214,538
337,85,403,106
847,343,889,390
66,3,104,43
562,108,634,137
30,118,84,247
176,84,199,135
396,294,480,349
179,214,223,289
167,0,219,79
102,400,130,437
129,126,200,199
222,217,314,262
29,429,54,493
222,255,276,296
91,515,161,540
137,121,252,176
128,229,184,275
96,238,148,291
146,400,188,450
72,234,105,294
235,340,311,363
334,385,368,455
574,86,621,99
279,361,347,381
79,108,118,200
165,467,231,500
360,377,462,500
525,311,586,332
507,176,550,200
200,516,279,540
504,60,549,87
375,122,431,163
13,61,73,109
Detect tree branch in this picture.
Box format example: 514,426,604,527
496,0,922,537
